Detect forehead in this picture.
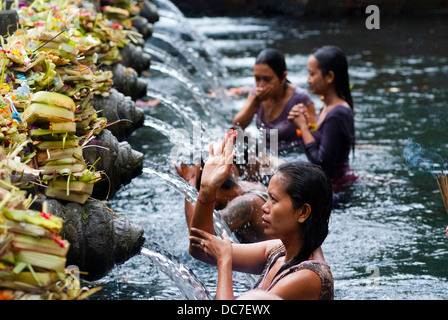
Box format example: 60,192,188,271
307,55,319,69
268,173,289,196
253,63,275,76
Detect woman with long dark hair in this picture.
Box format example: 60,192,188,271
232,48,315,152
188,131,334,300
288,45,355,184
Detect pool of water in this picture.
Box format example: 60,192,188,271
92,7,448,300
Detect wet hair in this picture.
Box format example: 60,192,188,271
255,48,288,82
312,45,354,110
220,175,238,190
273,161,332,277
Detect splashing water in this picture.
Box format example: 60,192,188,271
144,114,191,146
153,0,228,78
142,163,258,287
140,240,212,300
145,87,204,126
142,163,238,240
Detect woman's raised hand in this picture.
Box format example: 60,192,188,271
254,85,274,101
200,130,237,192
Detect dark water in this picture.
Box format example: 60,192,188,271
93,8,448,300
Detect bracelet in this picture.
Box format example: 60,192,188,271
197,195,217,205
296,123,317,137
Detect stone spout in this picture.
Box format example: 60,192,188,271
32,197,145,281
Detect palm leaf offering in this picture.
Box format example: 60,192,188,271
0,0,145,205
0,0,147,299
0,139,99,299
0,190,100,300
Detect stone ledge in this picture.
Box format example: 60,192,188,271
169,0,448,17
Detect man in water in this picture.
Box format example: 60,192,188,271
175,162,269,243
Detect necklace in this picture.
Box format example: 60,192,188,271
265,84,289,118
266,105,275,117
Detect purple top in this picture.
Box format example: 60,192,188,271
256,86,312,151
304,105,354,178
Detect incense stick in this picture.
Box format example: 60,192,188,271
32,28,67,52
436,170,448,215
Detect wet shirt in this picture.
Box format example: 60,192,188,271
304,105,354,178
256,87,313,151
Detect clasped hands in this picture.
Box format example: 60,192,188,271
287,103,310,129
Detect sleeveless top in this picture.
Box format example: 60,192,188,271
256,86,313,152
253,244,334,300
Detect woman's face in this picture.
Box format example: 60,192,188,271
253,63,285,95
261,173,300,239
307,55,331,95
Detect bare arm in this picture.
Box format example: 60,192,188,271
174,163,201,229
232,92,260,129
188,131,237,261
306,102,316,125
232,85,274,129
190,227,281,299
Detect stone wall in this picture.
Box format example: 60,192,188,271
170,0,448,17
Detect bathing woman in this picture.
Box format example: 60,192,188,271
287,46,355,184
188,131,334,300
232,48,315,152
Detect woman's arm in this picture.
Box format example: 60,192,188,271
192,229,235,300
232,92,261,129
189,130,239,260
216,254,234,300
303,116,342,172
190,227,281,299
305,101,316,125
174,163,201,229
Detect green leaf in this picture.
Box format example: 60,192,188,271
13,261,27,274
26,263,42,287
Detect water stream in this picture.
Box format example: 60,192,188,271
140,241,212,300
94,1,448,300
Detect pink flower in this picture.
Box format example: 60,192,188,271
40,212,52,219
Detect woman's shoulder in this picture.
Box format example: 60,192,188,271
271,259,333,299
327,105,353,119
290,85,313,104
269,266,323,299
262,241,284,261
